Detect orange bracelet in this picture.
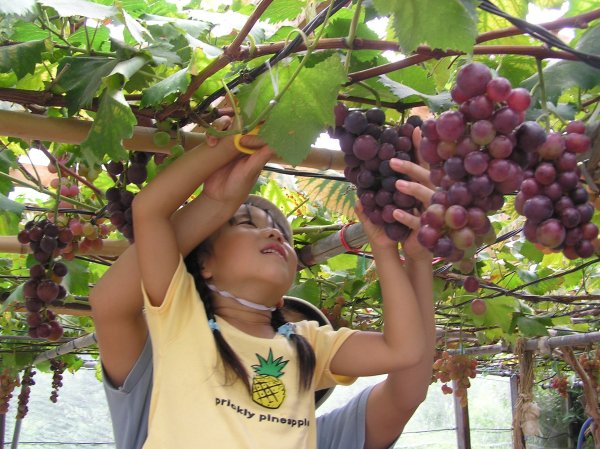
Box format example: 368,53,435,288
233,127,261,155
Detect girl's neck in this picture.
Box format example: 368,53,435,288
213,299,276,338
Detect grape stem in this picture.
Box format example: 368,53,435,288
344,0,363,74
0,172,97,211
535,58,550,131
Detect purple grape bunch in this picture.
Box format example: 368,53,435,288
104,151,151,242
515,120,598,259
335,103,422,241
17,218,68,341
417,62,534,265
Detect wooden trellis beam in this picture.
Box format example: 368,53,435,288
0,110,344,171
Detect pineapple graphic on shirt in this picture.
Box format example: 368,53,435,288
251,349,288,409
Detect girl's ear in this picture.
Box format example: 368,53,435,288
276,297,285,309
199,255,214,280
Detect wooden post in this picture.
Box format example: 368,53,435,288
510,375,525,449
453,379,471,449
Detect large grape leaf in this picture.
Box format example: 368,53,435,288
521,24,600,103
372,0,479,54
9,21,49,42
0,149,18,195
80,88,136,166
296,177,357,220
237,55,347,165
57,57,120,116
378,75,452,112
0,39,46,78
141,68,190,107
478,0,528,34
262,0,304,23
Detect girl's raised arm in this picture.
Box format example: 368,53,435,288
131,135,271,307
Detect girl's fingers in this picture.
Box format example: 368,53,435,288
395,179,434,206
239,133,267,149
389,158,433,188
392,209,421,229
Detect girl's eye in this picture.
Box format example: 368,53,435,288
238,220,257,227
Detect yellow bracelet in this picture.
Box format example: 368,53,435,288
233,127,261,155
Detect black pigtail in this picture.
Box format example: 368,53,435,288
271,309,316,391
184,246,251,391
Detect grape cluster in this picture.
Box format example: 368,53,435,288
64,216,110,256
336,103,422,241
50,359,66,403
104,151,151,242
17,218,67,341
16,368,35,419
0,369,18,414
515,121,598,259
319,296,349,330
549,375,569,398
418,62,534,267
432,351,477,407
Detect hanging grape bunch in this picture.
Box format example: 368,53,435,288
336,103,422,241
515,120,599,259
104,151,152,242
16,368,35,419
417,62,536,266
0,369,19,415
17,218,69,341
432,351,477,407
49,358,66,403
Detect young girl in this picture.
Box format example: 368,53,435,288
131,131,427,448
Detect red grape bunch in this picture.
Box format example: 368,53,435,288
17,218,68,341
515,120,598,259
417,62,535,268
50,358,66,403
16,368,35,419
549,375,569,398
104,151,152,242
336,103,423,241
0,369,19,415
432,351,477,407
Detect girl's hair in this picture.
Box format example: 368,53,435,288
184,231,316,392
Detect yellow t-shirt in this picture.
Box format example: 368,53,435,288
141,256,356,449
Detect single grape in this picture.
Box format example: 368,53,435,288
565,132,591,154
366,108,385,125
152,131,171,147
444,156,467,180
464,276,480,293
343,111,368,135
516,121,547,151
537,132,565,160
486,77,512,102
523,195,554,224
470,297,486,314
126,163,148,185
436,111,465,142
468,96,494,121
352,135,379,161
536,218,566,249
464,151,489,176
334,103,349,127
507,88,531,112
456,62,492,98
445,205,468,230
492,107,521,135
384,223,410,241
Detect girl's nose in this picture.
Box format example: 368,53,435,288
264,226,284,243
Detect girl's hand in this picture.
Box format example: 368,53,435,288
202,146,273,207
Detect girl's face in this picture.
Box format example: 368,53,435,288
201,205,297,301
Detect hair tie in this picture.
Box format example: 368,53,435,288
277,323,296,339
208,318,220,332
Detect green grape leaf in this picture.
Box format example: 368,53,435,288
38,0,117,19
10,21,49,42
80,88,136,166
521,24,600,102
0,193,24,215
140,68,190,107
0,149,18,195
262,0,304,23
237,55,347,165
68,25,111,52
57,57,120,116
287,279,321,305
372,0,478,54
0,39,46,78
63,259,90,296
516,316,550,337
378,75,453,112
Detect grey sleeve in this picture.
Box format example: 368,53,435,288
102,337,153,449
316,385,373,449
